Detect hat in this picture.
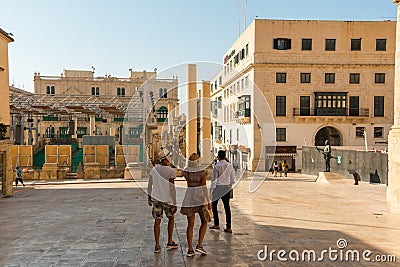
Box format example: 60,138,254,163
158,150,172,161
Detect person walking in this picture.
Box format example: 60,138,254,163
180,153,211,257
209,150,235,233
147,150,179,253
15,166,25,187
273,161,278,177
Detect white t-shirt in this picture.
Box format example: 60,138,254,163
149,165,176,204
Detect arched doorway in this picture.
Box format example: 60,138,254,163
314,126,342,146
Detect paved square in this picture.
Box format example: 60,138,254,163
0,174,399,266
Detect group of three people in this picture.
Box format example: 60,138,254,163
147,149,234,257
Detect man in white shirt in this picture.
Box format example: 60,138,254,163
147,150,178,253
209,150,235,233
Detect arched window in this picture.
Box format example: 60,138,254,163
164,88,167,98
157,106,168,122
159,88,163,98
117,87,121,95
51,86,55,95
92,87,95,95
121,87,125,96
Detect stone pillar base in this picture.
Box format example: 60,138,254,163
387,128,400,214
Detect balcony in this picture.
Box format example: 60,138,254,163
293,108,369,117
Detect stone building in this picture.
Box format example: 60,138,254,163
9,69,181,167
210,19,396,172
0,27,14,196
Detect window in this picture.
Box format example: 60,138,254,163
276,73,286,83
374,96,384,117
159,88,167,98
237,95,251,118
245,43,249,56
349,73,360,84
59,127,70,138
325,73,335,84
349,96,359,116
300,73,311,83
314,92,347,116
129,127,142,138
157,106,168,122
219,76,222,85
325,39,336,51
356,127,365,138
77,127,87,138
375,73,385,84
302,39,312,50
273,38,291,50
351,39,361,51
300,96,310,116
374,127,383,138
376,39,387,51
117,87,125,96
214,125,222,140
276,96,286,116
92,87,99,96
276,128,286,142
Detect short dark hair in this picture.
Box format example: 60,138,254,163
217,150,226,160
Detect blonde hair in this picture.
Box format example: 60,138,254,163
188,153,200,167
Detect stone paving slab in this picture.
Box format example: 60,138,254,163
0,173,399,266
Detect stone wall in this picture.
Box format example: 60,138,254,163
302,146,388,184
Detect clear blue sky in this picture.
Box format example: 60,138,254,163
1,0,397,92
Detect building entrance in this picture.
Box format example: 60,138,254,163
314,126,342,146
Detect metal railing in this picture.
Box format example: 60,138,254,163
293,108,369,117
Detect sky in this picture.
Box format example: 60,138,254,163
1,0,398,92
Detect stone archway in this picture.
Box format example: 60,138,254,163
314,126,342,146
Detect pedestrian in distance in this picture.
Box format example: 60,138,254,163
180,153,211,257
273,161,278,177
15,166,25,187
278,162,283,177
147,150,179,253
209,150,235,233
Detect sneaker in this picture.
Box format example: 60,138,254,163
195,245,207,255
224,228,233,233
154,245,161,253
186,249,195,257
166,241,179,249
209,225,220,230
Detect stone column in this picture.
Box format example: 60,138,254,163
200,81,212,165
186,64,197,157
388,0,400,214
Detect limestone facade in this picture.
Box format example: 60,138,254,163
210,19,396,172
10,69,181,164
0,27,14,196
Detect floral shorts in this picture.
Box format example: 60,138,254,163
152,201,175,219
